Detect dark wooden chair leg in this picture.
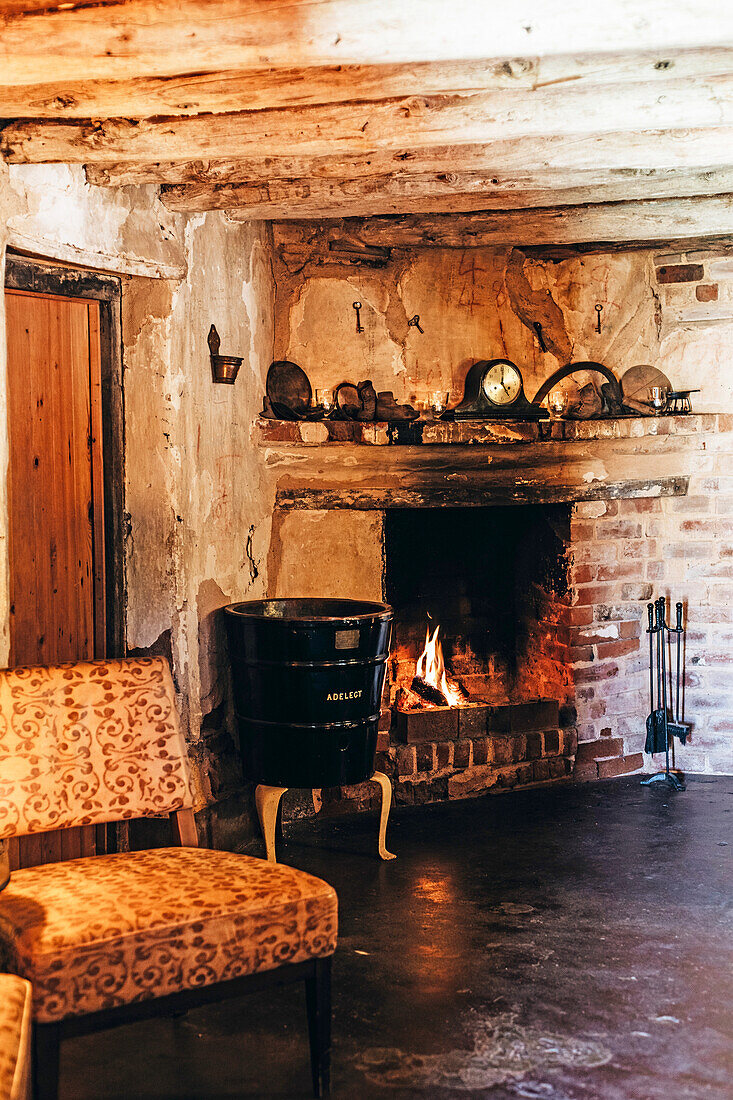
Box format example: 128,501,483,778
305,956,332,1098
33,1022,61,1100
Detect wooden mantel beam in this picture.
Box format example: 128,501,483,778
271,195,733,249
1,1,732,85
161,166,733,219
5,73,733,163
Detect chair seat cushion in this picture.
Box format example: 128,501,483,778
0,849,337,1023
0,974,32,1100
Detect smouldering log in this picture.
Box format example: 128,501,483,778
410,675,450,707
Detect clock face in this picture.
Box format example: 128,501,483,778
482,361,523,406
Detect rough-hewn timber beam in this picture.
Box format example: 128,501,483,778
2,48,732,119
83,128,733,189
161,166,733,219
271,195,733,249
1,2,732,84
5,74,733,163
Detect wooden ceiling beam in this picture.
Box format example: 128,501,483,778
1,1,732,85
2,47,732,120
271,195,733,249
162,167,733,219
5,73,733,163
83,128,733,189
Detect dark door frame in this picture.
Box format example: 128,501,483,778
5,253,126,658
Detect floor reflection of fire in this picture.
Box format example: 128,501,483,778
395,621,472,711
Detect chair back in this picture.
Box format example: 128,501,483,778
0,658,193,840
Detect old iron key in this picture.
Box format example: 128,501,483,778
408,314,424,333
595,303,603,333
352,301,364,333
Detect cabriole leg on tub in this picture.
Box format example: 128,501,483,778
371,771,396,860
255,784,288,862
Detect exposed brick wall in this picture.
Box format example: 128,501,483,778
278,416,733,825
569,446,733,776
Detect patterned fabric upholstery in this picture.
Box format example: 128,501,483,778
0,848,338,1023
0,658,193,839
0,974,32,1100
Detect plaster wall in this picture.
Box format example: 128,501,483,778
0,164,276,835
274,245,733,412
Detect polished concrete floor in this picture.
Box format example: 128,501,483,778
63,776,732,1099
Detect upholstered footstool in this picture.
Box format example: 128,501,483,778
0,975,32,1100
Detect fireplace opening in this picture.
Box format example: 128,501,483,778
384,506,573,730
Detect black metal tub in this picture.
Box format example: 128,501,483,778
225,598,393,788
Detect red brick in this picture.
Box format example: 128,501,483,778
526,732,543,759
575,584,617,606
544,729,560,754
453,739,471,769
595,520,643,540
596,563,643,582
656,263,704,283
569,522,596,541
569,645,594,662
574,662,620,684
562,728,578,755
595,638,640,659
680,519,718,536
395,707,458,743
515,763,534,785
549,756,572,779
696,283,719,302
395,745,417,777
597,753,644,778
491,735,525,765
618,498,660,514
533,759,551,782
376,731,391,752
574,761,599,781
472,737,489,766
621,582,654,601
435,741,453,770
575,737,623,765
416,742,435,773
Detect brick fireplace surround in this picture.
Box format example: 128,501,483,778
262,413,733,818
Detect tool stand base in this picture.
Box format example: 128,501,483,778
641,771,686,791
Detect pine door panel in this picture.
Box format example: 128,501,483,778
5,289,106,868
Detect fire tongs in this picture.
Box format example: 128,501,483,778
641,596,688,791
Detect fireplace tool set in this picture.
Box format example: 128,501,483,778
642,596,689,791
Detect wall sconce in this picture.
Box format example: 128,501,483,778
208,325,243,384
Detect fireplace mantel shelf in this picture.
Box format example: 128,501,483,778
260,414,731,510
257,413,730,448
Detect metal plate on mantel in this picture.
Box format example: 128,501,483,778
266,360,312,416
621,364,672,407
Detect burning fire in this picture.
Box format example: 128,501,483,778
415,623,465,707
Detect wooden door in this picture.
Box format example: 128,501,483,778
5,289,106,867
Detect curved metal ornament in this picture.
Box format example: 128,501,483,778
531,360,623,411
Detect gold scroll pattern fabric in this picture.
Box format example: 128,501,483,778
0,848,338,1023
0,974,32,1100
0,658,193,839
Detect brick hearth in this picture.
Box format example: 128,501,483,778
265,414,733,818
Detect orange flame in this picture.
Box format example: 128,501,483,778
416,623,464,706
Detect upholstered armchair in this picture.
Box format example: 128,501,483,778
0,658,337,1099
0,975,31,1100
